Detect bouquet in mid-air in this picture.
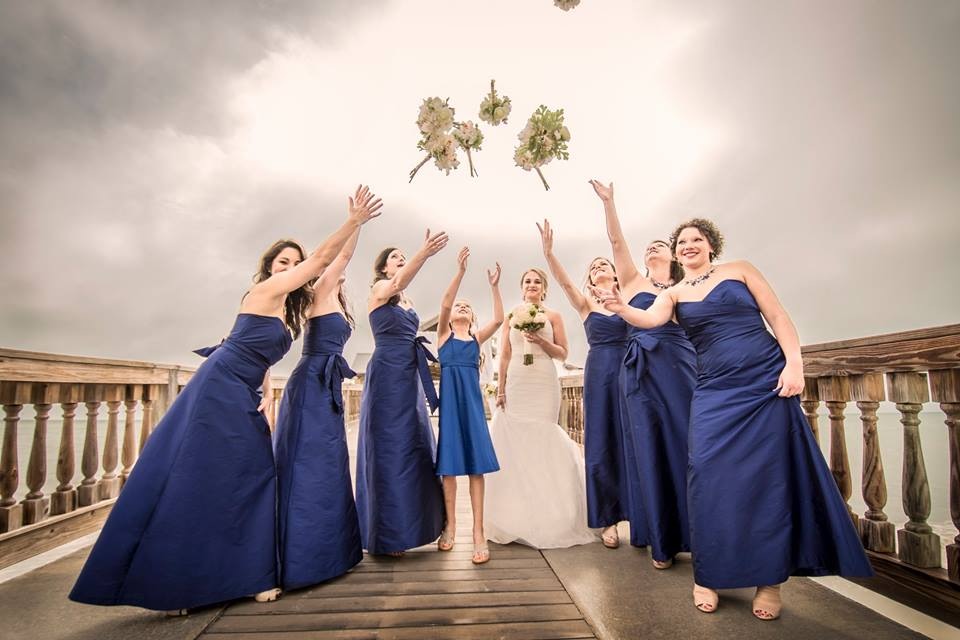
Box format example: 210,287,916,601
508,303,547,365
554,0,581,10
513,105,571,191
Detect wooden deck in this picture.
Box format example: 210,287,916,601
200,477,596,639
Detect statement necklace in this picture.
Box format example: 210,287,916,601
650,279,671,291
684,266,716,287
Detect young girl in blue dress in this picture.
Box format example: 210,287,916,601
435,247,503,564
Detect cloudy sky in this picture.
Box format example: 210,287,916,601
2,0,958,374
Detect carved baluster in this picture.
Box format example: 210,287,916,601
929,368,960,581
139,385,157,453
50,384,81,515
121,385,141,486
21,383,58,524
78,385,102,507
801,376,821,445
98,385,123,500
850,373,895,553
0,382,31,532
888,372,940,568
818,376,857,527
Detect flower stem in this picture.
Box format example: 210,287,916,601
408,155,430,183
467,148,477,177
535,167,550,191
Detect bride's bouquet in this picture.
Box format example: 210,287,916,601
409,97,459,182
513,105,571,191
508,303,547,365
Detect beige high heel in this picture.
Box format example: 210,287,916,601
752,584,782,620
693,584,718,613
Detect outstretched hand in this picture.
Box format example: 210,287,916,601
589,179,614,203
589,284,625,313
456,246,469,273
422,228,450,258
487,262,502,287
536,219,554,256
347,185,383,225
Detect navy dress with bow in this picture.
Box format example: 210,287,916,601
355,303,445,553
273,312,362,590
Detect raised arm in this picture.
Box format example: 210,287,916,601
437,247,469,346
593,284,675,329
370,229,449,307
589,180,641,289
738,260,804,396
537,220,590,317
313,227,361,298
258,185,382,297
476,263,503,344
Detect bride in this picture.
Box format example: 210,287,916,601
485,267,598,548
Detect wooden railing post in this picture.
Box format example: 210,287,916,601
121,385,142,486
929,368,960,581
50,384,81,515
850,373,895,552
888,371,940,568
78,384,102,507
0,382,31,532
818,376,856,527
139,385,157,454
99,385,123,500
21,382,58,524
800,376,821,445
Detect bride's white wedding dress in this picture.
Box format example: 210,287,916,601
485,318,597,548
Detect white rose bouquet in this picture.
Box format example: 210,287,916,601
409,97,460,182
478,79,512,127
513,105,571,191
554,0,581,11
452,120,483,177
508,303,547,365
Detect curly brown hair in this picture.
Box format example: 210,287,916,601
669,219,725,261
253,239,313,339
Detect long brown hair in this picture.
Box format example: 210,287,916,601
254,239,313,339
582,256,618,291
337,284,355,328
645,240,685,284
372,246,401,306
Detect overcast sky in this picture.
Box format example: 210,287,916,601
2,0,958,374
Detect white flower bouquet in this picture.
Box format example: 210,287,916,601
554,0,581,11
513,105,571,191
452,120,483,177
409,97,460,182
508,303,547,365
478,79,512,127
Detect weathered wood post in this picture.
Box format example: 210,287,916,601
99,385,123,500
801,376,821,445
819,376,856,526
850,373,895,552
139,385,156,453
51,383,81,516
888,371,940,568
22,382,58,524
0,381,30,532
78,384,102,507
121,384,141,486
929,368,960,581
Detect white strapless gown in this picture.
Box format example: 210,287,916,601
485,321,597,548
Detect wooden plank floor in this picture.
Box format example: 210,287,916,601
200,478,597,639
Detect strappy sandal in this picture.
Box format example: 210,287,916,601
437,529,455,552
472,543,490,565
652,557,674,570
752,585,782,620
253,588,282,603
601,525,620,549
164,609,189,617
693,584,718,613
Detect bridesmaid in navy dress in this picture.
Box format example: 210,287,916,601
356,229,449,556
69,188,382,612
273,188,379,590
589,180,697,568
435,247,504,564
595,218,872,620
536,219,632,550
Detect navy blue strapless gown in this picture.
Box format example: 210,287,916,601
436,337,500,476
70,314,290,610
273,313,362,590
621,292,697,559
677,279,873,588
582,312,631,528
355,304,445,553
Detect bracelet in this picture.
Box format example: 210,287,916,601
496,393,506,398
